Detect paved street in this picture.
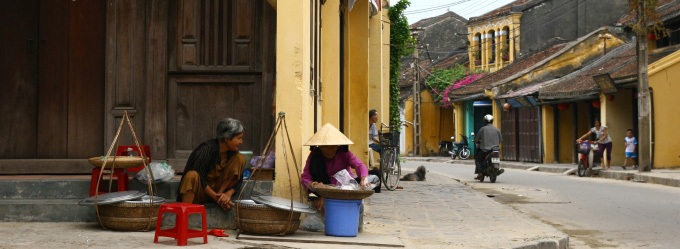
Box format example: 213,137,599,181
363,170,567,248
402,160,680,248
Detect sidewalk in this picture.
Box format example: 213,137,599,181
405,156,680,188
362,172,568,248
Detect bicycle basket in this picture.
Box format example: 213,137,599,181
379,131,400,147
578,142,590,154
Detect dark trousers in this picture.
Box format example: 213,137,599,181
369,143,382,154
475,149,491,174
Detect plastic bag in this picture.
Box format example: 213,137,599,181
332,169,359,190
135,162,175,183
249,151,275,168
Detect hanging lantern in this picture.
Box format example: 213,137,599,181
648,33,656,40
607,95,615,102
557,104,569,110
592,100,601,109
503,103,512,110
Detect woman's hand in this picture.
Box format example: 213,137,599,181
359,177,371,189
313,197,325,212
216,193,235,210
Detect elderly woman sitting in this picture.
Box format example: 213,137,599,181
301,123,377,211
176,117,246,210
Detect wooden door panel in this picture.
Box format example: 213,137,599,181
37,0,69,158
169,75,263,158
175,0,262,72
67,0,106,158
0,0,39,158
518,108,541,163
501,109,517,161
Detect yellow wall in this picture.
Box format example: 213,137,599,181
403,91,454,156
321,0,341,127
345,1,370,164
648,50,680,168
542,105,555,163
601,91,634,166
556,106,573,163
467,14,521,71
274,0,311,200
381,8,390,124
454,102,466,142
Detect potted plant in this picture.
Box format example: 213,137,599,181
500,46,510,61
471,51,481,65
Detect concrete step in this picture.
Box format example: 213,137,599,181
0,178,273,229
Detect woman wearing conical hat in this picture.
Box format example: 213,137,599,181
301,123,373,211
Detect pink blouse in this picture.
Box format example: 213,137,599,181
300,150,369,191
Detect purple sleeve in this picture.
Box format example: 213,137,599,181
300,152,314,192
345,151,368,178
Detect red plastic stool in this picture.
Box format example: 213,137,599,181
154,203,208,246
115,145,151,172
89,167,129,197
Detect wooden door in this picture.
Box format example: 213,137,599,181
0,0,105,160
0,0,39,158
501,109,518,161
518,107,541,163
168,0,275,159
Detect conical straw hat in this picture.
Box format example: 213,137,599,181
304,123,354,146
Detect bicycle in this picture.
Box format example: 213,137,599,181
378,121,411,191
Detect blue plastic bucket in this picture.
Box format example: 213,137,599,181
324,198,361,237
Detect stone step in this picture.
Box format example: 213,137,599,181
0,178,273,229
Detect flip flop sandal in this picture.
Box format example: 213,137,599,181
208,229,229,237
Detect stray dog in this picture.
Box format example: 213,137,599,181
401,166,426,181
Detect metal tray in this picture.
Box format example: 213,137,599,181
78,191,146,206
125,195,165,204
251,195,316,214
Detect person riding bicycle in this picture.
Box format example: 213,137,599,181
474,114,503,180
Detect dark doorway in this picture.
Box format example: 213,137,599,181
473,101,493,134
0,0,106,159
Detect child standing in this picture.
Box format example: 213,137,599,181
623,129,637,170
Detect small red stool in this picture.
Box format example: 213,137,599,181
154,203,208,246
115,145,151,172
89,168,129,197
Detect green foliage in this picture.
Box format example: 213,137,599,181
627,0,665,38
424,65,467,94
388,0,414,130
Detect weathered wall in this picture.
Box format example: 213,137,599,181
403,90,454,156
602,90,634,166
274,0,311,200
648,50,680,168
519,0,628,56
321,0,341,127
542,105,555,163
345,1,370,165
415,12,468,60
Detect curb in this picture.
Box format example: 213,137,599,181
512,236,569,249
405,157,680,189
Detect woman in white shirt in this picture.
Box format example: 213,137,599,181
577,119,613,170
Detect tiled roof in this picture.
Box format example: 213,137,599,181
468,0,538,25
411,11,467,28
448,43,567,98
618,0,679,24
538,44,678,99
495,79,555,99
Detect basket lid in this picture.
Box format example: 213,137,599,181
251,195,316,214
78,191,146,206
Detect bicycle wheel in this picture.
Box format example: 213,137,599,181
577,158,587,177
381,149,399,190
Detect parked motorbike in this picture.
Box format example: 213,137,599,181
576,140,599,177
438,140,453,157
478,147,502,183
449,133,473,160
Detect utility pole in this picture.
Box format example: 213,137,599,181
411,28,423,156
636,1,652,172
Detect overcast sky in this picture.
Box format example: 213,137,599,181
403,0,516,24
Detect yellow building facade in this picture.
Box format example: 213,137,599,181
467,14,521,72
403,91,454,156
648,49,680,168
273,0,391,199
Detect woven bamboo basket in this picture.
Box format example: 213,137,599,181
97,201,162,231
235,217,300,235
88,156,149,169
236,202,301,221
312,187,374,200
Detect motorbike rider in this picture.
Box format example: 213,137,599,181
474,114,503,180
